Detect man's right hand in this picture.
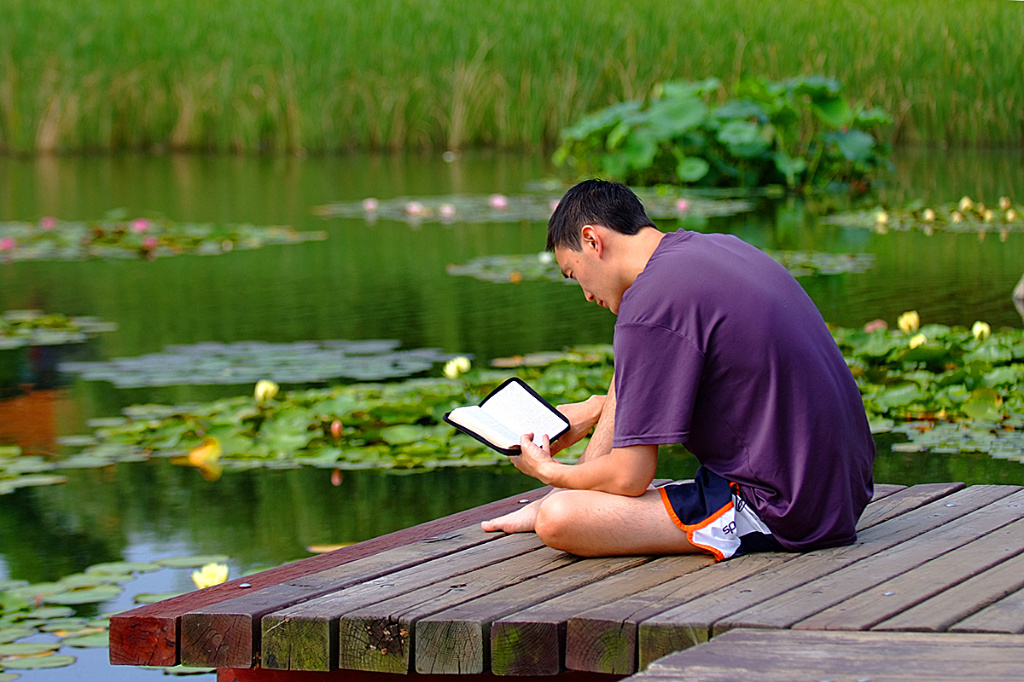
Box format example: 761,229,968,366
552,394,606,454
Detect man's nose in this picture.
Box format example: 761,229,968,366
583,289,596,302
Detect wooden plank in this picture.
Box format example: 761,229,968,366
563,482,952,676
261,532,547,671
332,546,585,674
951,585,1024,634
718,487,1024,635
874,551,1024,632
110,485,548,667
635,484,1019,669
796,516,1024,631
414,555,652,675
489,554,715,676
218,667,627,682
633,629,1024,682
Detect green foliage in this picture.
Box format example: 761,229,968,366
825,195,1024,235
0,215,325,262
0,310,116,350
554,76,892,191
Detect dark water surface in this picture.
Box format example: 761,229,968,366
1,149,1023,680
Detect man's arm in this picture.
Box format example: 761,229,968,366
512,436,657,497
550,374,616,462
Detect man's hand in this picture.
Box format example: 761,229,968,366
508,433,556,481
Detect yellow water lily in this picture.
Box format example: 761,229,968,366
921,208,936,222
192,562,229,589
972,321,991,341
182,436,223,481
443,356,472,380
909,333,927,349
958,196,974,212
999,196,1012,211
254,379,279,405
897,310,920,334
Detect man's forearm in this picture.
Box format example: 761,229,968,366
577,375,616,464
537,443,656,496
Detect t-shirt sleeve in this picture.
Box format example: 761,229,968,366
612,323,704,448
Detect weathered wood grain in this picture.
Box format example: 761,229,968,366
216,666,627,682
261,531,546,671
718,487,1024,634
334,545,580,674
632,629,1024,682
111,485,548,667
874,550,1024,632
636,484,1020,668
951,584,1024,634
414,555,651,675
795,515,1024,631
564,482,961,674
490,554,714,676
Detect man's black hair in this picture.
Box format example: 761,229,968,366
547,179,656,252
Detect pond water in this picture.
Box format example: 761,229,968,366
1,148,1023,680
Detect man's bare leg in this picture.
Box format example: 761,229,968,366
482,379,617,533
534,488,705,557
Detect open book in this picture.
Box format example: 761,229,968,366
444,377,570,455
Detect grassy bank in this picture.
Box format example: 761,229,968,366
0,0,1020,154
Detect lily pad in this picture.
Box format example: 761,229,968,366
0,627,35,644
0,654,77,670
133,592,185,605
0,643,62,657
156,555,230,569
61,632,110,648
824,196,1023,234
85,561,162,575
43,585,123,605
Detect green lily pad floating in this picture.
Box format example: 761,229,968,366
61,632,110,648
314,189,754,225
60,339,464,388
0,310,117,349
0,627,35,644
0,654,76,670
0,642,62,656
85,561,162,575
0,215,326,262
142,664,217,676
447,249,873,285
156,555,230,569
0,672,19,682
42,585,123,606
133,592,185,605
824,195,1023,234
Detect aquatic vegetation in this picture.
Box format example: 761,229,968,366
314,190,755,225
0,216,326,262
191,563,229,590
59,339,460,388
447,250,875,285
0,310,116,350
0,556,228,676
553,76,892,191
824,196,1024,235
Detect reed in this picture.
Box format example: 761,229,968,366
0,0,1019,154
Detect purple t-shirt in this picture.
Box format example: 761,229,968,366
613,230,875,550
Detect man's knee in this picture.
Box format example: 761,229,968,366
534,492,579,552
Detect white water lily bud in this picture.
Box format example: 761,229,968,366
897,310,920,334
1007,209,1018,221
254,379,279,405
443,356,471,379
950,211,963,223
958,196,974,212
921,208,936,222
875,210,889,225
972,321,991,341
192,563,229,590
999,196,1012,211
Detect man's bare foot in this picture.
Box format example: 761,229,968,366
481,499,542,533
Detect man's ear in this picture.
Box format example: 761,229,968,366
580,224,604,257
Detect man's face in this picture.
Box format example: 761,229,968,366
554,240,623,314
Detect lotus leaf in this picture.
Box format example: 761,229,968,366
43,585,123,606
0,654,77,670
0,642,61,656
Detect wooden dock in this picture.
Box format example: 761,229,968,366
109,482,1024,681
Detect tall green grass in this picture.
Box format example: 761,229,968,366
0,0,1020,154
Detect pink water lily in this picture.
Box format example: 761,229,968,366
675,198,690,212
40,216,57,230
131,218,151,234
0,237,15,251
488,194,509,210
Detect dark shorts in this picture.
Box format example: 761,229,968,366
658,467,785,561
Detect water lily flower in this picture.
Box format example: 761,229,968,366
538,251,554,264
908,333,927,349
999,196,1012,211
330,420,343,438
972,321,991,341
874,210,888,225
983,209,995,222
509,271,524,284
404,201,426,216
863,319,888,333
142,236,159,250
488,194,509,210
0,237,15,252
192,563,229,590
443,356,471,380
921,208,936,222
675,198,690,212
950,211,963,223
897,310,920,333
439,203,456,219
40,216,57,230
183,436,223,481
131,218,151,234
254,379,279,404
362,198,379,212
1007,209,1018,221
958,196,974,212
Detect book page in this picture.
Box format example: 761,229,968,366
446,405,520,450
480,380,565,445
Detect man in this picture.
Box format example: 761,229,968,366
482,180,875,560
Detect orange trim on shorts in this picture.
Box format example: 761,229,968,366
658,486,733,561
